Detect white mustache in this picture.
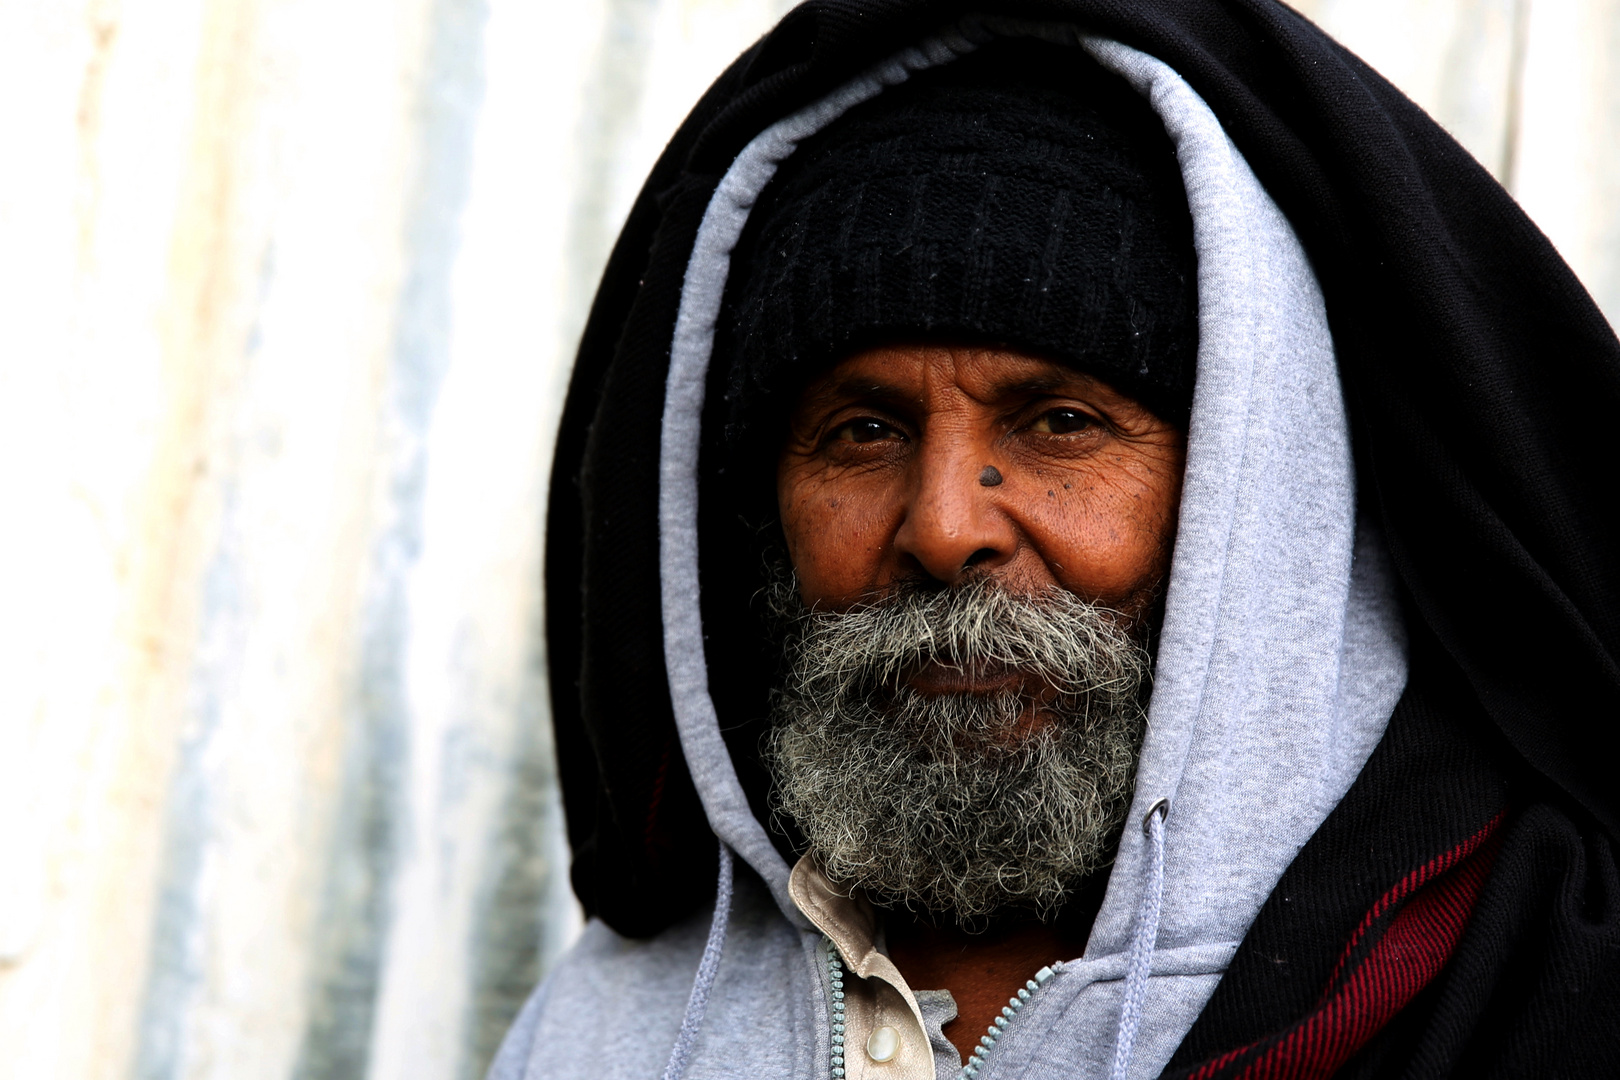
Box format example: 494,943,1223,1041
773,574,1150,729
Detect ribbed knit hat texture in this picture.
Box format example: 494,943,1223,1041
721,39,1198,446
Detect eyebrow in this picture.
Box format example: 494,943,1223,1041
813,372,1085,406
992,374,1083,397
805,378,917,410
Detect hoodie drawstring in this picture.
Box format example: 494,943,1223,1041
661,839,735,1080
1111,798,1169,1080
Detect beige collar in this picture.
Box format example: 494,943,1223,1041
789,856,941,1079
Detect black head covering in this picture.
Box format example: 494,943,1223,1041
722,40,1198,446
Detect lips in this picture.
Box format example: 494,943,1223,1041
905,658,1026,696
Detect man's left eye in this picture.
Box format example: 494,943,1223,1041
832,418,899,444
1031,408,1095,434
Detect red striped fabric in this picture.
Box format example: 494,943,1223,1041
1186,812,1507,1080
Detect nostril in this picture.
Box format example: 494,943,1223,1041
963,547,998,569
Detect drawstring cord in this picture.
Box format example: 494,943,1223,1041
661,840,735,1080
1111,798,1169,1080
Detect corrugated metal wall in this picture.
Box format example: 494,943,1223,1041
0,3,1612,1079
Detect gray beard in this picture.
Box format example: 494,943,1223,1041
763,570,1152,927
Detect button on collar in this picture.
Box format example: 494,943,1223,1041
866,1025,901,1063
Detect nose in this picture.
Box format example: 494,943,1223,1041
892,443,1019,586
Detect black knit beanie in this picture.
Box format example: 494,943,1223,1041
720,38,1198,449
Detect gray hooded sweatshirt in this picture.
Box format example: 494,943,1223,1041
489,19,1409,1080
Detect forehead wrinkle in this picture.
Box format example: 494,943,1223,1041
972,373,1083,403
802,374,919,411
799,348,1105,419
935,349,1097,406
840,376,915,403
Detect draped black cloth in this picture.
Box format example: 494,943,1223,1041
542,2,1620,1074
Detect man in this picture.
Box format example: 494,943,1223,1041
493,3,1619,1078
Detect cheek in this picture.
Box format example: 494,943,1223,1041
778,469,899,604
1021,458,1181,607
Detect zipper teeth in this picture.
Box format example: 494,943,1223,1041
823,940,1060,1080
957,962,1061,1079
827,945,848,1078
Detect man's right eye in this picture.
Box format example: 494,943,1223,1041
832,418,899,444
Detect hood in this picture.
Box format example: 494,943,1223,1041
651,21,1414,1075
547,0,1620,955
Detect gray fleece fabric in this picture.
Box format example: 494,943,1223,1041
490,21,1408,1080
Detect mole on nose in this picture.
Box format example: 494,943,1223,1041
979,465,1004,487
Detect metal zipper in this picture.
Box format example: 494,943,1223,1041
826,945,848,1078
823,941,1062,1079
957,962,1061,1078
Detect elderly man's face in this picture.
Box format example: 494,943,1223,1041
767,343,1187,923
777,343,1186,625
